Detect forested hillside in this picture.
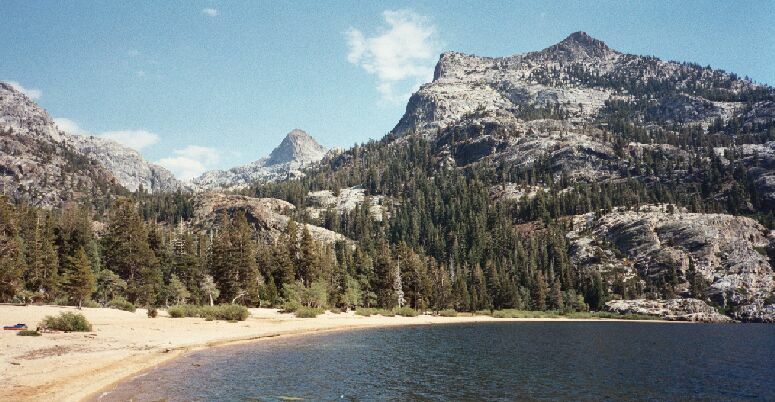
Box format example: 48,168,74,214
1,33,773,322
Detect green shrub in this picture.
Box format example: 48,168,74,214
168,304,249,321
395,307,419,317
376,308,395,317
355,307,377,317
202,305,250,321
295,307,324,318
40,312,92,332
108,298,136,312
328,307,343,314
438,309,457,317
281,300,302,313
167,304,201,318
81,299,101,308
17,330,41,336
147,307,158,318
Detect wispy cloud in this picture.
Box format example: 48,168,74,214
5,80,42,100
98,130,160,151
157,145,220,180
346,9,441,103
202,8,218,17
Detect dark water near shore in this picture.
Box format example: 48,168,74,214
101,322,775,401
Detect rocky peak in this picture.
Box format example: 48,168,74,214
190,129,327,191
266,129,326,166
0,81,63,141
541,31,615,60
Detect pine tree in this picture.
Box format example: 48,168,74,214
0,198,25,302
532,271,548,311
549,278,563,310
64,247,95,309
102,198,161,304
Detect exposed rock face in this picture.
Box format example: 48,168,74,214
66,134,181,193
605,298,732,322
191,129,327,191
305,187,385,221
0,82,123,206
389,32,773,182
572,205,775,322
266,129,327,165
192,192,348,246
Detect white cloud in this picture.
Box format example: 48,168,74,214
54,119,159,152
98,130,160,151
53,117,218,181
202,8,218,17
157,145,220,180
6,80,42,100
53,118,85,134
346,9,441,103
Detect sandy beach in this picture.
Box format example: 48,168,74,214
1,305,669,401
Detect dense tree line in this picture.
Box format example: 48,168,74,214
1,99,772,313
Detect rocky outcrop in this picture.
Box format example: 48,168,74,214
192,192,349,246
572,205,775,322
0,82,124,207
191,129,327,191
605,298,732,322
66,134,181,193
305,187,385,221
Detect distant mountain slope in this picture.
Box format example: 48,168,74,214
191,129,327,191
65,134,182,193
0,82,125,206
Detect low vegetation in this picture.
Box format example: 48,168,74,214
295,307,325,318
147,307,158,318
438,309,458,317
17,330,41,336
108,298,136,312
395,307,419,317
40,312,93,332
167,304,250,321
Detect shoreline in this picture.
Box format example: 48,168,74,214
0,305,681,402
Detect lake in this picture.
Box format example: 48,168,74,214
100,322,775,401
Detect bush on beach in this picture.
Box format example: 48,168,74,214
108,298,136,312
295,307,324,318
40,312,92,332
167,304,249,321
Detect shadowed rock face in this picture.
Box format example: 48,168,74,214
570,205,775,322
190,129,327,191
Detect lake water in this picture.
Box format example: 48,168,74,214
100,322,775,401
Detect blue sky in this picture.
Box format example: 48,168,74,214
3,1,773,179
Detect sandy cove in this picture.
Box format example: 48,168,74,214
0,305,673,401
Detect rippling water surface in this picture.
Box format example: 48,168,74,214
102,322,775,401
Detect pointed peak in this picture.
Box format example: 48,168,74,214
544,31,615,59
266,129,327,166
284,128,313,141
561,31,605,46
